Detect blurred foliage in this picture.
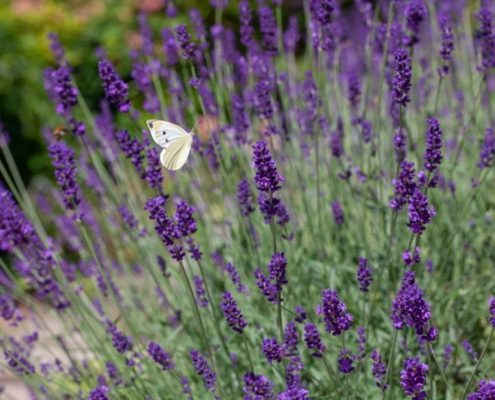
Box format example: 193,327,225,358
0,0,241,180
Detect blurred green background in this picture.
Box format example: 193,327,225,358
0,0,246,180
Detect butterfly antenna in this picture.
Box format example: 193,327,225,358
190,119,200,135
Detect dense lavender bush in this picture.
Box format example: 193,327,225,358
1,1,495,399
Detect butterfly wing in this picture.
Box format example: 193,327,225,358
160,136,192,170
146,119,190,148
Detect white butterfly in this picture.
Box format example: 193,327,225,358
146,119,195,171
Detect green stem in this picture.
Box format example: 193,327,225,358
383,330,398,400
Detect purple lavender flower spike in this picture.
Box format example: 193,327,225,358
294,306,307,323
357,257,373,292
255,268,278,303
48,141,81,215
116,130,145,177
478,128,495,169
488,297,495,327
145,147,163,191
108,325,133,353
356,326,366,359
221,291,247,334
190,349,216,392
283,322,298,355
239,1,255,49
268,252,288,290
50,66,78,116
424,117,443,173
88,385,109,400
237,178,255,216
390,160,416,211
231,95,249,144
303,323,326,357
391,270,435,341
331,201,344,225
407,189,435,235
405,0,427,46
193,276,208,308
468,380,495,400
370,349,388,390
403,247,421,267
400,357,428,399
253,140,283,193
262,337,284,363
98,58,130,113
476,8,495,71
148,342,174,370
442,344,453,368
4,350,35,375
279,387,309,400
392,48,412,107
338,349,354,374
438,15,454,76
175,25,196,61
243,372,274,399
258,4,278,55
48,32,65,64
317,289,353,335
174,199,197,237
284,16,300,53
462,339,478,362
162,28,179,66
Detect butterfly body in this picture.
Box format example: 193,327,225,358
146,119,193,170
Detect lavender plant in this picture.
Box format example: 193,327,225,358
1,1,495,399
